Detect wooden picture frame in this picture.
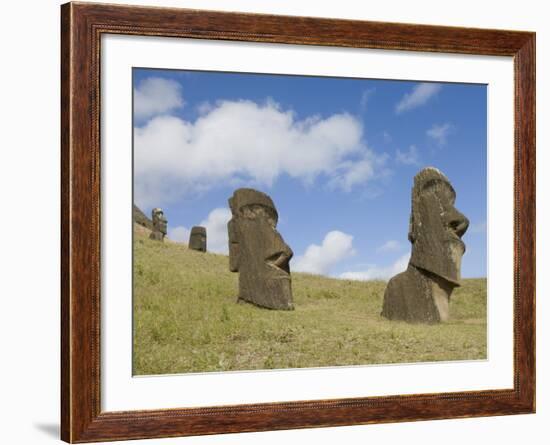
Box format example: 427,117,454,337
61,2,535,442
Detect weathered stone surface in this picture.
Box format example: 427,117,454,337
149,208,167,242
133,204,153,231
189,226,207,252
227,188,294,310
381,167,469,323
381,265,454,323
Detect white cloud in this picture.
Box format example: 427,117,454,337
134,77,184,120
383,131,392,143
360,88,375,111
168,225,190,243
376,240,402,253
427,123,453,145
328,151,388,192
197,101,213,115
396,145,421,166
293,231,355,275
199,207,232,254
134,98,387,208
395,83,442,114
340,253,410,281
168,207,231,253
470,221,487,234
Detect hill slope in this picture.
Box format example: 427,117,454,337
133,225,487,375
133,204,153,231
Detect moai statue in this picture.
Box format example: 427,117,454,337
149,208,167,241
227,188,294,310
381,167,469,323
189,226,207,252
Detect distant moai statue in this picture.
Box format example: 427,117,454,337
227,188,294,310
189,226,207,252
149,208,167,241
381,167,469,323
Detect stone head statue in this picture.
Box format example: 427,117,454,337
228,188,294,310
408,167,469,285
381,167,469,323
189,226,207,252
149,207,167,241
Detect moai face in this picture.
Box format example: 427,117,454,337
189,226,207,252
151,208,167,239
408,167,469,285
228,188,294,310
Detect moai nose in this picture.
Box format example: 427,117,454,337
266,231,293,273
448,209,469,238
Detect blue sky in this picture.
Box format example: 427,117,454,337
133,68,487,280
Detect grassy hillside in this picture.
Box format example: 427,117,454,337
133,225,487,375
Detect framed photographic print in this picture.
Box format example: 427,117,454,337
61,2,535,443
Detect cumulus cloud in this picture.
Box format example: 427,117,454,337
396,145,421,166
134,98,387,208
427,123,453,145
167,207,232,253
328,151,388,192
134,77,184,120
339,253,410,281
395,83,442,114
168,225,190,243
293,231,355,275
199,207,232,254
376,240,402,253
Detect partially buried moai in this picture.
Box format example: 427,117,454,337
381,167,469,323
189,226,207,252
149,208,167,242
227,188,294,310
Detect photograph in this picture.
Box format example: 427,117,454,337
54,1,536,442
132,68,488,376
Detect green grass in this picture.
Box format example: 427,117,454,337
133,226,487,375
